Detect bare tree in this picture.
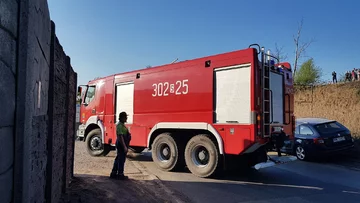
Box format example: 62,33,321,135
293,18,315,77
272,43,288,62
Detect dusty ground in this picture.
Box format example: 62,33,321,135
59,141,192,203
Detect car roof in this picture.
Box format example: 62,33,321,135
296,117,336,125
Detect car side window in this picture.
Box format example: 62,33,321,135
295,126,300,134
299,125,314,135
84,86,96,104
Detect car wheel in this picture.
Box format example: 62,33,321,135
295,145,306,161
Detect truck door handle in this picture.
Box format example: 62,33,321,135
92,109,95,114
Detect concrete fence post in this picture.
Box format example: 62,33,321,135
45,20,56,203
62,56,70,192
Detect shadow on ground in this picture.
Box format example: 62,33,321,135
59,174,192,203
127,151,153,162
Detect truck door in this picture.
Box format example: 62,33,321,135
81,85,98,123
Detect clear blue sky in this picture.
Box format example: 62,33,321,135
48,0,360,85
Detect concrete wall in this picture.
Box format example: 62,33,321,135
0,0,77,202
46,28,77,202
0,0,18,202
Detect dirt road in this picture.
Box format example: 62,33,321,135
60,141,192,203
137,151,360,203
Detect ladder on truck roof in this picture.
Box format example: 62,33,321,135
249,44,275,138
262,50,271,138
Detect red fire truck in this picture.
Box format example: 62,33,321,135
77,44,295,178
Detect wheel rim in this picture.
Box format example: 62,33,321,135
157,142,171,162
90,136,102,151
296,146,305,160
191,145,210,167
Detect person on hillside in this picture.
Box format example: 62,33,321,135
346,71,351,82
352,70,356,81
110,111,131,180
332,71,337,84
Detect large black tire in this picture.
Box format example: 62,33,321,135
130,146,146,153
184,134,219,178
85,128,111,157
151,133,183,171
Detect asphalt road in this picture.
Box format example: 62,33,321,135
130,151,360,203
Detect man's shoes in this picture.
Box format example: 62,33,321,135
109,173,129,180
117,174,129,180
109,173,118,179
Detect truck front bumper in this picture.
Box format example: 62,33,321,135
77,124,86,138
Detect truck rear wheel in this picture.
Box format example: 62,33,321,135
85,128,110,157
151,133,182,171
184,134,219,178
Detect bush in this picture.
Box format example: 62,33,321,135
294,58,322,86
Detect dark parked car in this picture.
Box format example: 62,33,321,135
282,118,355,161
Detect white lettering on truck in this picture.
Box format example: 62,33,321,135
152,79,189,97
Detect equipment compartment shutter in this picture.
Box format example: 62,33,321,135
214,65,251,124
115,82,134,124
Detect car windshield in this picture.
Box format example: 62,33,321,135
313,121,346,134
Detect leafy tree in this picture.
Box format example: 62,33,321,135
294,58,322,85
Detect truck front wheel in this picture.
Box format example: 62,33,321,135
151,133,182,171
184,134,219,178
85,128,110,157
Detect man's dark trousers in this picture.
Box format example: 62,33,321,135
112,139,126,175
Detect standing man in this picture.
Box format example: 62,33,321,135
110,111,131,180
332,71,337,84
272,127,286,157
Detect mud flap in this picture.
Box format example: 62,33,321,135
253,155,297,170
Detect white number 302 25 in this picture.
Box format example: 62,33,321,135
152,79,189,97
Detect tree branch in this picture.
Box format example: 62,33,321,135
273,43,288,62
293,18,314,77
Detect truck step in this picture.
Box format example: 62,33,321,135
253,155,297,170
